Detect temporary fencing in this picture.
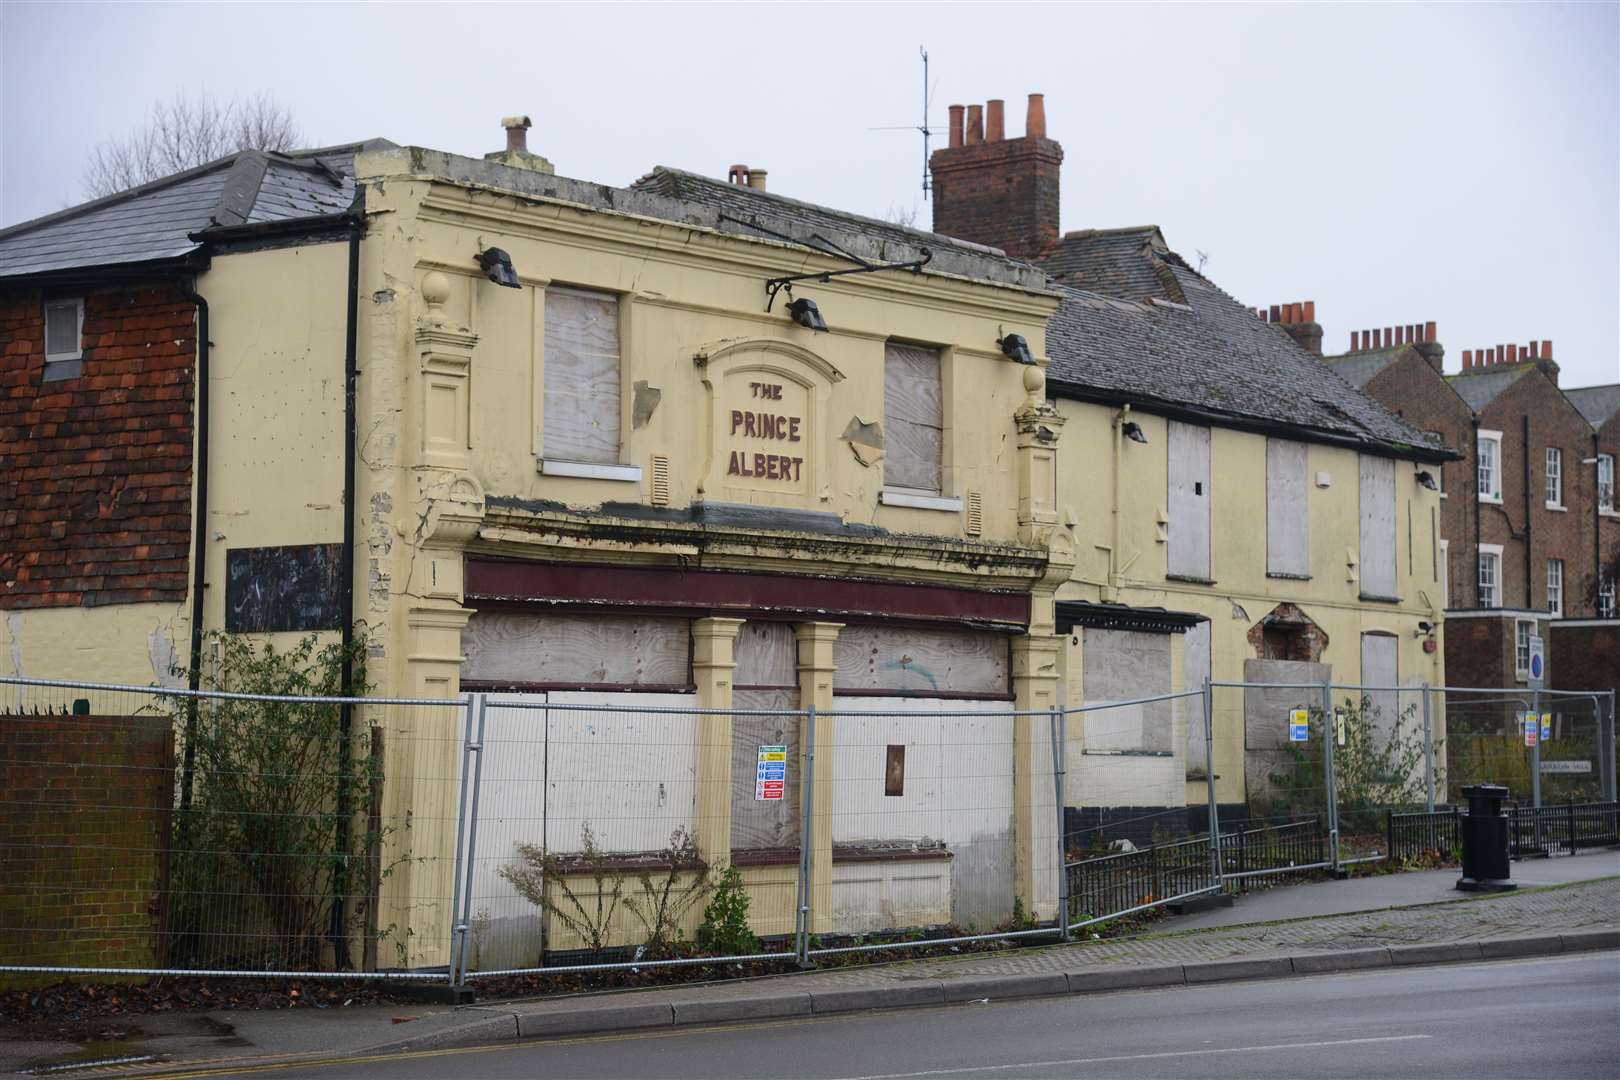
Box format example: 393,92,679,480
2,673,1613,987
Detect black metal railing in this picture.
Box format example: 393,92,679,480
1064,834,1216,922
1509,802,1620,856
1387,807,1461,864
1217,819,1326,888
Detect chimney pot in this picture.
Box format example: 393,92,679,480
1303,300,1316,323
1508,343,1519,363
1425,320,1437,343
948,104,964,149
501,114,532,154
1463,350,1472,369
1372,329,1381,348
1351,330,1360,351
747,168,768,193
1269,304,1282,323
1529,340,1539,358
728,164,749,186
1026,93,1046,139
966,104,984,145
1384,327,1394,348
986,99,1005,141
1542,339,1552,359
1496,344,1505,365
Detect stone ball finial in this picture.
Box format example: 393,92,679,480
421,271,452,326
1022,362,1045,402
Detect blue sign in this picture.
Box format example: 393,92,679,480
1289,708,1310,743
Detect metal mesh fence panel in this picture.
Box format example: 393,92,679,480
0,676,464,980
1216,680,1332,873
456,696,799,978
1063,692,1202,856
1434,689,1610,807
806,703,1058,957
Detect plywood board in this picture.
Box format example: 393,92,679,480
833,624,1008,696
1359,455,1397,597
542,288,620,464
462,612,690,687
734,622,797,688
1167,421,1210,578
1080,629,1172,753
883,343,942,492
1266,438,1310,577
731,688,802,851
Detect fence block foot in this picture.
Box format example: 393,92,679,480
1167,892,1233,915
1455,876,1517,893
385,982,480,1005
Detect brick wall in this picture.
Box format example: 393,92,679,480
0,713,173,980
1443,615,1514,689
0,283,195,609
1549,623,1620,695
1475,369,1596,615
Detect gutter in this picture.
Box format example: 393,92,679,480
1046,379,1460,466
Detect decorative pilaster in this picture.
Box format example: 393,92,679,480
692,617,745,870
795,621,842,933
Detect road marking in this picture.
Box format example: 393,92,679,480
829,1034,1434,1079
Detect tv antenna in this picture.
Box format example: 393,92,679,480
868,46,939,199
1195,249,1210,274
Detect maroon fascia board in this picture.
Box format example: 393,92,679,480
464,558,1031,629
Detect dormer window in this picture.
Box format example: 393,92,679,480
43,297,84,381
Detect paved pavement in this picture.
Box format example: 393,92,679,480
4,858,1617,1076
165,953,1620,1079
1160,849,1620,931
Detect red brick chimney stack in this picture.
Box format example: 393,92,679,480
1262,299,1323,354
929,92,1064,261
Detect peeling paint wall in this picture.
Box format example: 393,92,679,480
0,602,188,691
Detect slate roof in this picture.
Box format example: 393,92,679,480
0,141,390,280
1040,237,1439,457
1566,384,1620,428
1446,364,1538,412
1323,347,1404,390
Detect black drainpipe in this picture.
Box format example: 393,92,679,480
1472,417,1483,607
178,280,209,828
331,213,363,969
1522,415,1533,609
1595,431,1603,616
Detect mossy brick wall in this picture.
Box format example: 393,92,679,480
0,283,195,609
0,714,173,981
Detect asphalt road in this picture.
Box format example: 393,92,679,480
159,953,1619,1080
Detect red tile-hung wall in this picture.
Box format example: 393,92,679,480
0,284,195,609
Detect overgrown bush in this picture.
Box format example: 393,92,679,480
1261,694,1433,836
161,631,383,970
696,865,760,957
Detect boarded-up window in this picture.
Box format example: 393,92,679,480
1081,629,1172,753
883,342,943,492
543,287,621,464
834,624,1007,697
1358,455,1397,598
1167,421,1211,579
1266,438,1309,578
461,612,690,688
1182,619,1212,771
1359,632,1398,741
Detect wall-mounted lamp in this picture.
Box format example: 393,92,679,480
998,333,1035,365
477,247,520,288
1416,469,1439,491
1415,620,1434,637
1122,421,1149,444
786,297,828,332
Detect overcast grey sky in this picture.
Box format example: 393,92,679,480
3,2,1615,387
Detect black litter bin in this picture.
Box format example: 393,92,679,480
1456,783,1516,893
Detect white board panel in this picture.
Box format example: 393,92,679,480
1182,620,1212,770
1080,629,1172,753
1266,438,1310,577
828,696,1018,928
1359,455,1397,598
883,342,943,492
1359,633,1399,743
542,288,620,464
1167,421,1210,579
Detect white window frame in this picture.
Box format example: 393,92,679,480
1599,454,1616,516
1477,430,1502,504
1599,575,1617,619
1544,447,1563,510
1514,617,1535,680
1547,559,1563,618
42,297,85,381
1477,544,1503,608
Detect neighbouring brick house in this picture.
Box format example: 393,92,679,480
1326,332,1619,697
